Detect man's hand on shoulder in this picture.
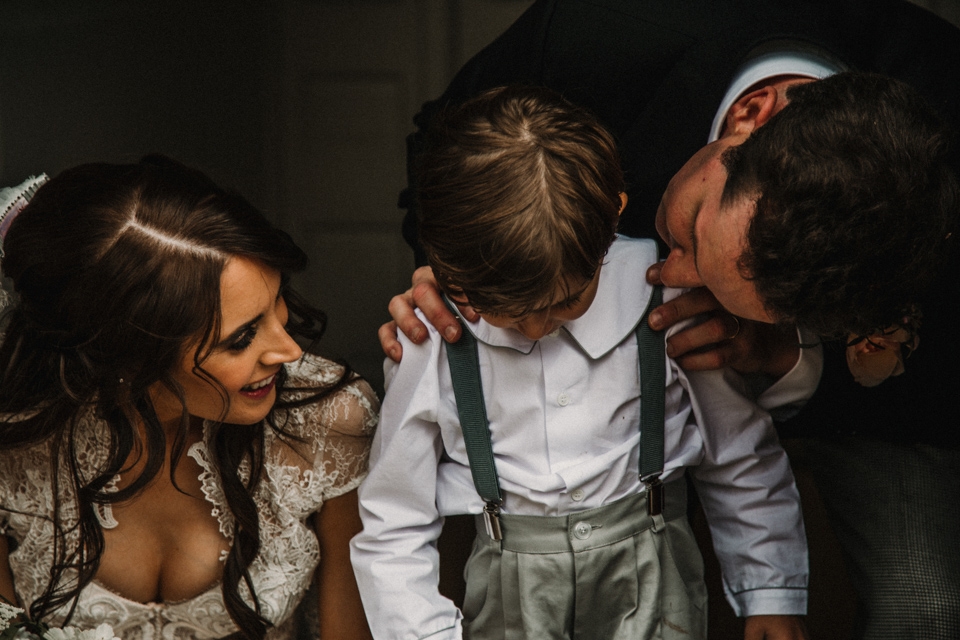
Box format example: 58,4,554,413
744,615,809,640
645,262,800,378
380,266,477,362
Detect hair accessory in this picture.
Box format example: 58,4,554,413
0,174,48,311
0,173,49,243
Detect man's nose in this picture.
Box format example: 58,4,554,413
658,250,703,288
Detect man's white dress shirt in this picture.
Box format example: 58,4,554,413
352,236,814,640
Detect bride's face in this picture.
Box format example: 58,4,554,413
151,257,304,426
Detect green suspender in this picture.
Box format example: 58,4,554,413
444,286,667,541
443,300,505,540
636,285,666,515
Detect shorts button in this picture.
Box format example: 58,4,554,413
573,521,592,540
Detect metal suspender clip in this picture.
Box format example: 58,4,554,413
642,475,663,517
483,501,503,541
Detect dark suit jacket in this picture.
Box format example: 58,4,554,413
400,0,960,447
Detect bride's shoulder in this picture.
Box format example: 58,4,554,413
275,354,379,441
267,355,378,492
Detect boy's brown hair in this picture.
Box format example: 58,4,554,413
417,85,624,317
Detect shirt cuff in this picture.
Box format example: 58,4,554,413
757,326,823,421
727,587,808,617
419,617,462,640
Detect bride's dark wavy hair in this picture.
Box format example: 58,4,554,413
0,155,346,638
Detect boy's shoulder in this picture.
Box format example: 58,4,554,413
605,235,685,306
593,235,659,302
606,235,659,271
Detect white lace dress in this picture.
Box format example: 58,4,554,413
0,354,378,639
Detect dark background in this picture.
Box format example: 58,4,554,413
0,0,534,391
2,2,958,637
2,0,958,393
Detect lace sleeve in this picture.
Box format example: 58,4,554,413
272,355,379,504
314,379,378,499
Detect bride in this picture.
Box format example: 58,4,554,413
0,156,376,639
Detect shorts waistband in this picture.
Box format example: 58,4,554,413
474,480,687,553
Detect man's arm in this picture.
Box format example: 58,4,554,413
379,261,803,384
380,266,475,362
645,263,801,377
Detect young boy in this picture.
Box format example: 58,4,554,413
351,85,811,640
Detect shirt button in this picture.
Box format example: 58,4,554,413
571,489,585,502
557,393,570,406
547,329,560,338
573,521,592,540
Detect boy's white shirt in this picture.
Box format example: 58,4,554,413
352,236,814,640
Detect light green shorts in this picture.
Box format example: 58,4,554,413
463,481,706,640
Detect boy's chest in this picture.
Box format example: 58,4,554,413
452,335,646,470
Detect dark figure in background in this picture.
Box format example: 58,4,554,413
382,1,960,638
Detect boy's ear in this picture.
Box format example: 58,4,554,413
618,192,628,215
722,86,779,137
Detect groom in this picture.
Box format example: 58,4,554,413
381,0,960,638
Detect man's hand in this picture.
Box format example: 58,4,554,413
744,615,809,640
379,266,478,362
646,262,800,377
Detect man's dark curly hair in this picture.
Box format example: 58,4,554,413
723,71,958,338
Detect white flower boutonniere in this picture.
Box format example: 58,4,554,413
846,310,921,387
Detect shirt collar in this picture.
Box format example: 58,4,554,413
708,45,847,143
454,236,659,359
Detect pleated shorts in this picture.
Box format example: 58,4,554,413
462,481,706,640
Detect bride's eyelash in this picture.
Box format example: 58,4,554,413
228,326,258,352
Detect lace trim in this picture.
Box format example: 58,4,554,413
187,433,235,541
93,475,120,530
0,354,377,638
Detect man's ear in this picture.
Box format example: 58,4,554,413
722,86,779,137
618,192,628,215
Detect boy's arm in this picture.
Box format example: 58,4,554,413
680,366,809,618
350,323,463,640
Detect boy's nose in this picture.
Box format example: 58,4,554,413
517,314,556,340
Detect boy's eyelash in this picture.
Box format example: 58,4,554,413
512,291,585,319
228,326,258,352
558,291,584,309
